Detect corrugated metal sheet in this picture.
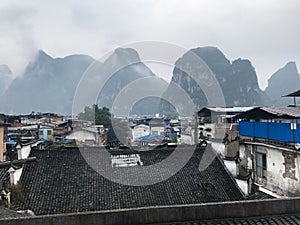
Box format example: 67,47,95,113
236,107,300,119
261,107,300,118
207,107,254,113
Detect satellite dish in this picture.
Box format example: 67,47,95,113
295,143,300,150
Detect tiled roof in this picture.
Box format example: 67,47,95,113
236,107,300,119
19,146,244,215
262,107,300,118
164,213,300,225
0,167,9,186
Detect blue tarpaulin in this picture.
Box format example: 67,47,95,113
239,121,300,143
134,134,165,142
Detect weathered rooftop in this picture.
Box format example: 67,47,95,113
0,167,9,186
199,107,254,114
236,107,300,119
19,145,244,215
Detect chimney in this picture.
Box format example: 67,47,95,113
8,167,16,185
16,142,22,160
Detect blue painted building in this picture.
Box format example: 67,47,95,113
38,127,53,140
237,107,300,145
235,107,300,196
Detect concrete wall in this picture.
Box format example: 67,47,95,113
180,134,193,145
235,179,248,195
1,198,300,225
240,143,300,197
211,142,225,156
256,145,300,196
224,160,237,176
67,130,96,143
21,145,31,159
132,125,150,141
150,126,164,135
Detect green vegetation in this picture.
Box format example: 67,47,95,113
78,105,129,144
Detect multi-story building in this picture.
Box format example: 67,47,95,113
235,107,300,197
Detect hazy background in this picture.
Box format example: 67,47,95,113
0,0,299,89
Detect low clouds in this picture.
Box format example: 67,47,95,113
0,0,299,88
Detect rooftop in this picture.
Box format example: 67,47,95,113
19,145,244,215
199,107,254,114
284,89,300,97
235,107,300,119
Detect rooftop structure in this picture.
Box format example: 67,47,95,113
235,107,300,120
283,89,300,106
18,145,244,215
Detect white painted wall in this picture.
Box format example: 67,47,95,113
211,142,225,157
67,130,96,143
132,125,150,140
240,143,300,196
14,167,23,185
235,178,248,195
150,126,164,136
21,145,31,159
256,145,300,196
224,160,237,177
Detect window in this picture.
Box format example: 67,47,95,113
256,153,267,178
47,130,52,135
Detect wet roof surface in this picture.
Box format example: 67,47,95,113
19,146,244,215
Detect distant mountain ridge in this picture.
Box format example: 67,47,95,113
0,48,160,114
1,50,94,114
0,47,299,115
168,47,267,109
265,61,300,106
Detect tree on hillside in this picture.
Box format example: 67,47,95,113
78,105,129,144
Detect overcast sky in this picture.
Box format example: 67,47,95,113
0,0,299,89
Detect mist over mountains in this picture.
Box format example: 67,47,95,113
0,48,164,115
0,64,13,96
0,47,299,115
169,47,269,109
265,61,300,106
0,51,94,114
